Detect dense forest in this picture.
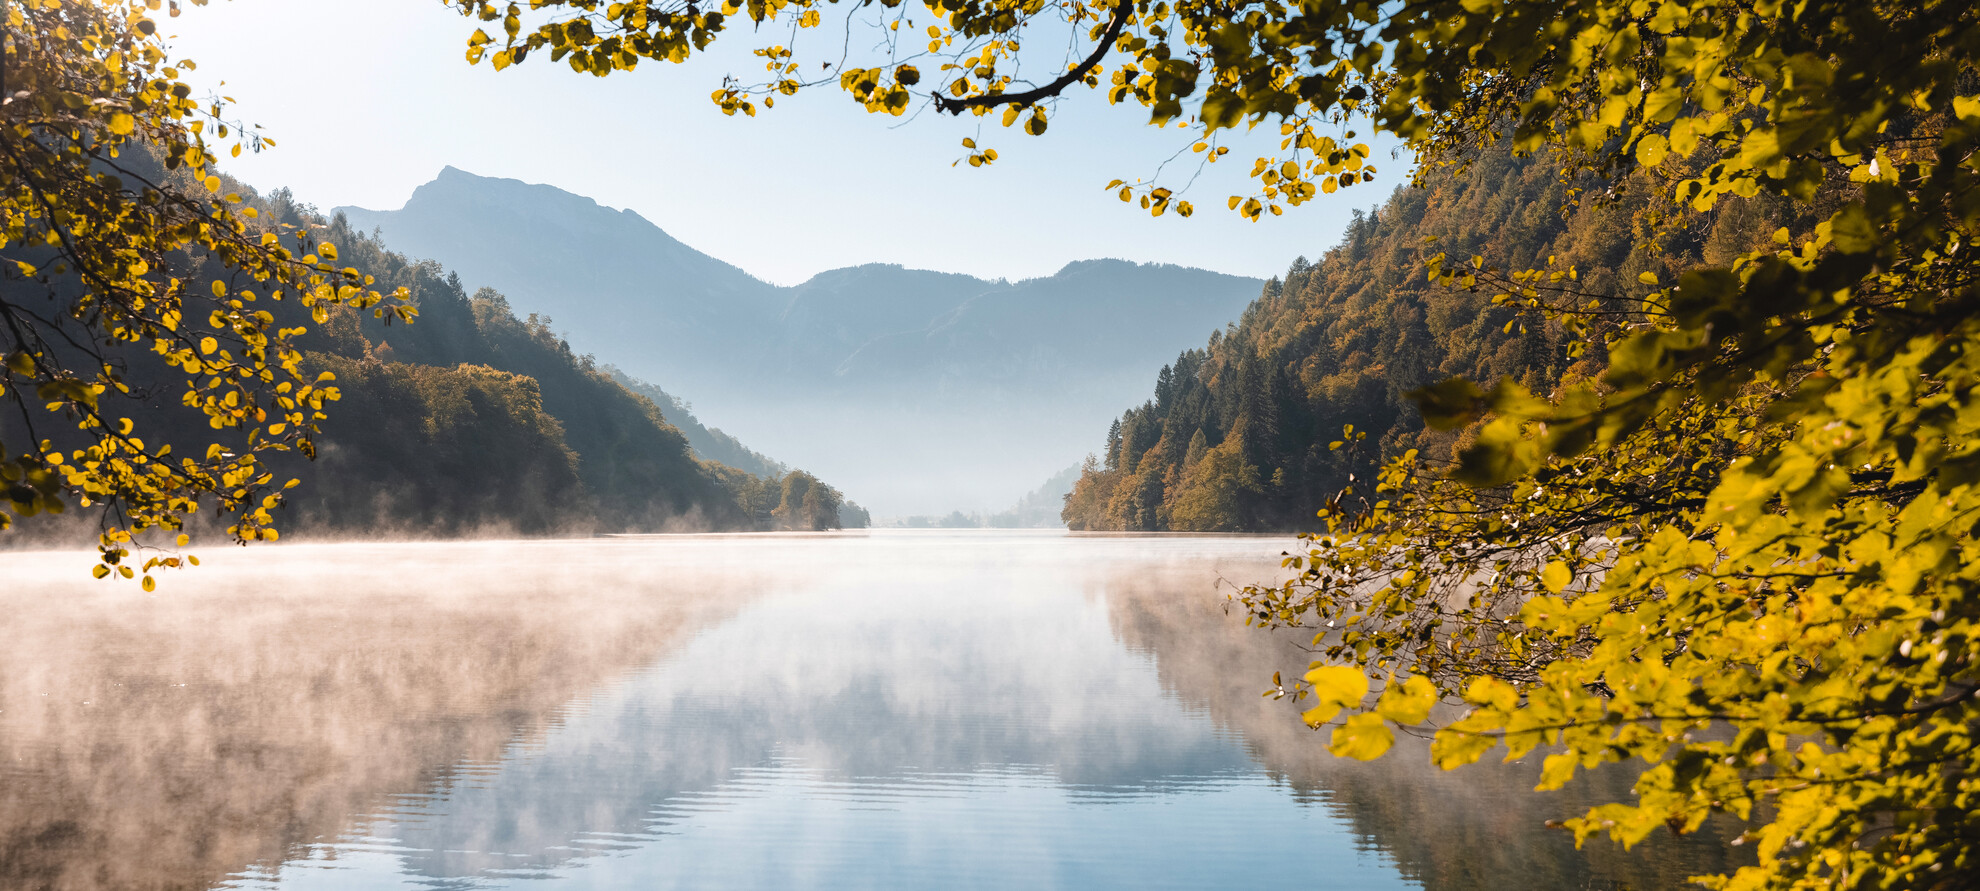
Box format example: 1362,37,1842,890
2,160,860,539
1063,148,1785,531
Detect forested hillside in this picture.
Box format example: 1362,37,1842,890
1064,149,1782,532
288,195,861,534
604,368,787,480
2,164,859,539
600,369,880,526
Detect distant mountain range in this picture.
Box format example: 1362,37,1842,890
336,168,1264,515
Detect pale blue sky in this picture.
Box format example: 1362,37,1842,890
169,0,1404,286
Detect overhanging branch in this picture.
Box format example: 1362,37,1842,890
931,0,1132,115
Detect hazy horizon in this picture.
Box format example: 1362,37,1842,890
329,167,1266,518
335,165,1256,292
146,0,1408,519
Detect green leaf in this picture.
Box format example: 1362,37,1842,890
1828,205,1877,255
1452,417,1539,487
1409,377,1486,429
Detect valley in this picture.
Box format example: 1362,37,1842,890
337,168,1264,516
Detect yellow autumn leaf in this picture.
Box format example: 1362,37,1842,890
1374,675,1437,726
1304,664,1368,705
1329,713,1394,761
1540,561,1570,594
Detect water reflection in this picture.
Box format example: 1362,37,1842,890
0,532,1735,889
0,539,759,891
1104,562,1749,890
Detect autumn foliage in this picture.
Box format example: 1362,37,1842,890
466,0,1980,885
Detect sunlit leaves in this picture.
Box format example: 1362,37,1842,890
1299,664,1367,726
1374,675,1437,726
1225,0,1980,879
1328,712,1393,760
445,0,1388,221
957,136,998,168
1,0,408,585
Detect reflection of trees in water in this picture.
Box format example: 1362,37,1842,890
1101,562,1750,891
382,557,1267,879
0,542,756,891
1,538,1272,889
0,536,1750,891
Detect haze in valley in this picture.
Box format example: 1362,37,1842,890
337,169,1266,516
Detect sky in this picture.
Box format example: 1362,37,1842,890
166,0,1406,286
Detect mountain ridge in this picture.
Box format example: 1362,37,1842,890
332,168,1267,514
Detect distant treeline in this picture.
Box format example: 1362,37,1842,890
2,162,862,539
879,464,1076,529
989,464,1079,528
1065,148,1787,532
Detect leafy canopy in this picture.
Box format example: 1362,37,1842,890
445,0,1389,218
1,0,407,582
462,0,1980,887
1255,4,1977,891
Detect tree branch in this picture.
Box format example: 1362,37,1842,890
932,1,1132,115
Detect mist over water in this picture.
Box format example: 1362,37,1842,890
707,399,1134,517
0,533,1737,890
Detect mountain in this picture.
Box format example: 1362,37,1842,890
335,170,1263,515
3,153,864,541
339,167,777,387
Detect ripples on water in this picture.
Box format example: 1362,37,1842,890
0,532,1739,890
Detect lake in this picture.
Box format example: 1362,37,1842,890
0,532,1738,889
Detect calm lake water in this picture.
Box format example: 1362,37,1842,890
0,532,1737,890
